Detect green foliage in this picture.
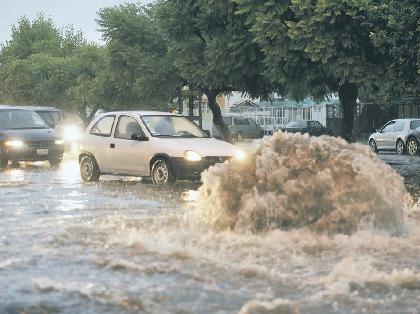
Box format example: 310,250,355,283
154,0,273,98
97,4,182,110
0,15,85,110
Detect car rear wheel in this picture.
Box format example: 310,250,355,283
369,139,378,153
80,155,100,182
406,138,418,156
49,157,63,167
0,149,8,169
396,139,405,155
151,159,175,184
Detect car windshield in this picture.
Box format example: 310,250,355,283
141,115,208,138
36,111,62,126
286,121,307,128
0,110,48,130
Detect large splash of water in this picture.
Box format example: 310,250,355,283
193,132,408,235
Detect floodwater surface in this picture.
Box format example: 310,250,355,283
1,136,420,313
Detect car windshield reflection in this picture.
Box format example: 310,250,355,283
141,115,208,138
0,110,49,130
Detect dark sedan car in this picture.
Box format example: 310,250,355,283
282,120,333,136
0,107,64,168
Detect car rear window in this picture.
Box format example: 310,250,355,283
410,120,420,130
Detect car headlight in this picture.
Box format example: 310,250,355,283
184,150,202,161
63,125,80,142
235,150,247,161
5,140,24,148
55,139,64,145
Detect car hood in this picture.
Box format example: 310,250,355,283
0,128,57,142
158,137,239,157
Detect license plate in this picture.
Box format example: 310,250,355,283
37,148,48,156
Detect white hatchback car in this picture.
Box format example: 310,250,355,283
78,111,245,183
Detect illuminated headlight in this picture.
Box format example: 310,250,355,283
5,140,24,148
55,139,64,145
235,150,247,161
184,150,202,161
63,125,80,142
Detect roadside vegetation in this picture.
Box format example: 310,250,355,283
0,0,418,140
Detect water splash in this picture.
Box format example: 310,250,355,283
193,132,408,235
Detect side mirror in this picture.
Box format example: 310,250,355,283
131,133,149,141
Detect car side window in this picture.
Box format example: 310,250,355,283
381,121,395,133
115,116,145,140
222,117,232,125
393,120,405,132
410,120,420,130
234,118,249,126
90,115,115,137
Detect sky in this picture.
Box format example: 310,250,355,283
0,0,151,44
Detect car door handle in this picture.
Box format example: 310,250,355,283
110,143,115,149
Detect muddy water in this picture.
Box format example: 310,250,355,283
1,151,420,313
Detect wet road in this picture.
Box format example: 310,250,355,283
1,153,420,313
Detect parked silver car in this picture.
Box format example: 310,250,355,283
213,116,264,141
368,119,420,154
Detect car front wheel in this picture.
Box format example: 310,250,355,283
396,139,405,155
151,159,175,184
369,139,378,153
80,155,100,182
406,138,418,156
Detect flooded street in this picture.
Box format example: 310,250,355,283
2,151,420,313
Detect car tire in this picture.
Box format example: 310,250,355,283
151,159,176,184
396,139,405,155
369,139,378,153
49,157,63,167
406,137,418,156
0,149,8,169
80,155,100,182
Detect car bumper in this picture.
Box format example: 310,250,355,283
2,145,64,161
169,156,231,180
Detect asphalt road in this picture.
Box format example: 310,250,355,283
379,152,420,200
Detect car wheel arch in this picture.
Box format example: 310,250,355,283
79,152,100,170
149,154,172,172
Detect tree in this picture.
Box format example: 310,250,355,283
0,15,87,113
97,4,183,111
369,0,419,102
236,0,390,142
153,0,273,139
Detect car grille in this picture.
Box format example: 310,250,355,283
205,156,231,164
26,141,54,148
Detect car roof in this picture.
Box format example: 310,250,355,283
103,111,181,117
392,118,420,121
19,106,61,112
0,105,61,112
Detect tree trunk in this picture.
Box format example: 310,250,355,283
188,92,194,118
205,90,231,141
338,82,358,143
177,88,183,114
78,102,89,127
